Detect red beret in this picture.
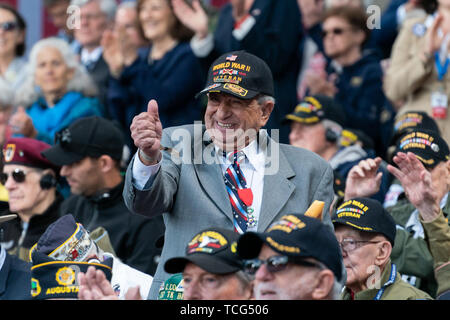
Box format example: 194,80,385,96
3,137,60,172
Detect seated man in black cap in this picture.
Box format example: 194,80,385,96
42,116,165,276
30,214,153,300
0,137,62,261
333,197,432,300
237,214,344,300
0,214,31,300
77,227,253,300
344,129,450,297
285,94,390,203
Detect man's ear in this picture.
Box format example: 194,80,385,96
374,240,392,267
98,155,115,173
311,269,335,300
259,100,274,127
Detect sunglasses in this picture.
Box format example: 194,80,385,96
243,255,322,275
0,168,37,185
0,21,18,32
321,27,352,38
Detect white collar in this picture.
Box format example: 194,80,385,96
215,139,265,173
81,46,103,64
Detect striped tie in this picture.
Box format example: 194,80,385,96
223,151,255,234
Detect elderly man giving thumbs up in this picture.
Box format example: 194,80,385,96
123,50,336,299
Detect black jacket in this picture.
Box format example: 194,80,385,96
60,181,165,276
0,194,63,261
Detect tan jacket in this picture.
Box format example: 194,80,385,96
384,15,450,143
421,210,450,298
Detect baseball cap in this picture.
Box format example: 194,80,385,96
30,250,113,300
393,129,449,169
0,213,17,224
196,50,274,100
340,128,375,150
42,116,124,166
2,137,59,173
164,228,243,275
29,214,97,263
237,214,343,282
332,197,396,246
284,95,346,127
389,111,440,147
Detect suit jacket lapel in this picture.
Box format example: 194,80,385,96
258,137,296,231
193,128,233,222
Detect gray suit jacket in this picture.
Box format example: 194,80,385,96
123,124,335,299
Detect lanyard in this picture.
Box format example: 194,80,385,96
435,52,450,82
373,263,397,300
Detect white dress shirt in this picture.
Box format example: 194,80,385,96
131,140,266,232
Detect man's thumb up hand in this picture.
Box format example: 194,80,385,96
130,99,163,165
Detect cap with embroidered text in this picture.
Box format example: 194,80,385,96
237,214,343,282
196,50,274,100
164,227,243,275
332,197,396,246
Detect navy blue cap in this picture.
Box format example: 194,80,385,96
237,214,343,282
332,197,396,246
164,227,243,275
30,250,113,300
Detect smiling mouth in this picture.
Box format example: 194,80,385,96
217,121,234,129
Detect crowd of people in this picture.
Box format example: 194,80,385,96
0,0,449,302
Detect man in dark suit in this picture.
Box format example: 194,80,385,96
124,50,335,299
71,0,117,114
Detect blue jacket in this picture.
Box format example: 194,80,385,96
326,51,392,156
108,43,206,153
201,0,303,144
26,91,103,144
0,248,31,300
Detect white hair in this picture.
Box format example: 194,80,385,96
0,79,15,109
14,37,98,108
70,0,118,21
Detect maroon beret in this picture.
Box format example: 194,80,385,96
3,137,60,172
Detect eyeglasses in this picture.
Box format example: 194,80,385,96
243,255,322,275
321,27,353,38
0,21,18,32
338,238,381,252
0,168,38,185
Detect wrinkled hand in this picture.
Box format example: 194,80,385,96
172,0,209,38
344,157,383,201
78,266,119,300
130,99,162,165
8,106,37,138
387,152,440,222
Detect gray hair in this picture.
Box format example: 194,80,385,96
0,79,15,109
70,0,117,21
257,95,275,105
14,37,98,108
117,0,137,11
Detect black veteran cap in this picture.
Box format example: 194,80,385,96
30,250,112,300
164,228,243,274
389,111,440,147
284,95,346,127
196,50,274,100
394,129,449,169
237,214,343,282
340,128,375,150
42,116,124,166
332,197,396,246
